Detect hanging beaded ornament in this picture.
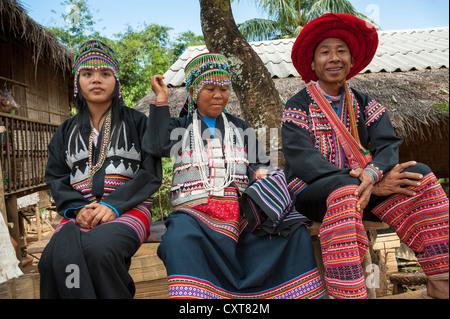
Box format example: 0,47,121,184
73,40,122,99
184,53,232,117
192,110,237,192
88,110,112,186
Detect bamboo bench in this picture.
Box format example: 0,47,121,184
1,219,389,299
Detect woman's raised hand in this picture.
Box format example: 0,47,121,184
151,74,169,102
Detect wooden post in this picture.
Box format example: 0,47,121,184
363,230,379,299
0,126,7,223
0,168,7,224
6,195,21,265
35,204,42,240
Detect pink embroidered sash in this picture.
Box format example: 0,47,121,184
307,83,372,169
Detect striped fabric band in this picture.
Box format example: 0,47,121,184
308,83,372,170
364,100,386,126
287,177,308,196
372,173,449,279
150,99,168,107
364,164,383,183
281,108,311,131
167,269,326,299
109,205,152,244
320,185,369,299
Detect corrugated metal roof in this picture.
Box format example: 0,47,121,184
164,26,449,86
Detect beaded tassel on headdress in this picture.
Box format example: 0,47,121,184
184,53,232,117
72,40,122,99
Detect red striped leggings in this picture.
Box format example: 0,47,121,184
295,164,449,299
320,173,448,298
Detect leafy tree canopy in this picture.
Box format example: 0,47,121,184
232,0,377,41
46,0,204,107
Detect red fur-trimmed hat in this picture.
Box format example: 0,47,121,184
291,13,378,83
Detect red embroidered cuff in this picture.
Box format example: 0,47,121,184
150,99,168,106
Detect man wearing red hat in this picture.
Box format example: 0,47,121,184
282,13,449,299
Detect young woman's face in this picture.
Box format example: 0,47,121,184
78,68,116,107
193,84,230,118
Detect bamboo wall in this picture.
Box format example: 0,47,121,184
0,113,58,196
0,37,72,125
0,36,72,198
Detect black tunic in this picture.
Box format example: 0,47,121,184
282,86,403,221
45,106,162,218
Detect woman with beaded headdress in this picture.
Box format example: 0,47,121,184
38,40,162,298
145,53,326,299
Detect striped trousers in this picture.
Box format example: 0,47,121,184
295,164,449,299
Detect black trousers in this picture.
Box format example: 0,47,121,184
38,221,140,299
294,162,432,222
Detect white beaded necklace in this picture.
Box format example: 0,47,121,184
192,111,236,192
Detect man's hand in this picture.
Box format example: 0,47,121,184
372,161,422,197
350,169,375,212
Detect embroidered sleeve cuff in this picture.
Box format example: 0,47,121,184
63,205,88,220
150,99,168,106
287,178,308,196
364,164,383,183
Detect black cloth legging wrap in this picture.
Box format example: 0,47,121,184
38,221,140,299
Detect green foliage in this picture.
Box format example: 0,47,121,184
433,88,449,114
233,0,377,41
433,102,449,113
439,178,449,197
46,0,204,108
113,23,174,107
47,0,102,50
171,31,205,60
151,157,174,221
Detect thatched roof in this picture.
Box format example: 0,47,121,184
348,68,449,144
137,26,448,146
161,27,449,87
0,0,73,73
136,68,449,145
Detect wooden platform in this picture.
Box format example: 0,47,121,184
373,231,401,274
0,253,168,299
1,220,391,299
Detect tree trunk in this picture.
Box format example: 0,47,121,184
200,0,284,167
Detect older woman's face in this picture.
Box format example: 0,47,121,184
311,38,354,89
192,84,230,118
